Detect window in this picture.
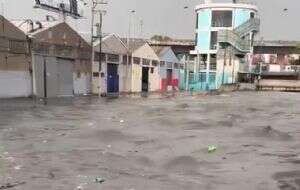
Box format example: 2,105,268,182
212,11,232,27
107,54,119,62
210,31,218,50
133,57,140,64
122,55,127,64
199,54,207,70
152,60,158,67
174,63,179,69
210,54,217,70
77,71,81,78
209,73,216,83
93,72,99,77
167,62,172,69
195,33,198,46
250,12,255,19
94,53,105,61
180,64,184,70
160,61,165,67
199,72,206,82
196,13,199,29
150,67,154,73
142,58,151,65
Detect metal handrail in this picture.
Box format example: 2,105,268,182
218,30,250,52
235,18,260,37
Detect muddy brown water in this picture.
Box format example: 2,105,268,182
0,92,299,190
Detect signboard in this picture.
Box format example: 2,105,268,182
34,0,81,18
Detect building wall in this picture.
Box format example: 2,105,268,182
234,9,251,27
192,4,257,91
131,63,142,92
0,16,31,98
195,6,255,51
216,52,240,88
32,55,91,98
158,48,180,91
73,59,91,95
132,44,160,92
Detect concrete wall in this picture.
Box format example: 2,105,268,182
73,59,92,95
216,52,240,89
0,52,32,98
0,71,32,98
0,16,32,98
131,63,142,92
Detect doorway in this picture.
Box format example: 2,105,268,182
167,69,173,86
142,67,149,92
107,63,119,94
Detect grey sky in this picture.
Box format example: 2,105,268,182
1,0,299,41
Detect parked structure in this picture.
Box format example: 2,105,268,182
93,34,129,96
12,19,92,98
148,39,194,90
189,0,260,91
122,39,161,93
252,41,300,74
0,15,31,98
151,46,180,91
251,40,300,91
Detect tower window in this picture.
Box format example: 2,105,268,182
212,11,233,27
210,31,218,50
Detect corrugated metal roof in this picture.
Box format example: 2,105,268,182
10,19,62,36
151,46,170,57
94,34,128,55
120,38,147,53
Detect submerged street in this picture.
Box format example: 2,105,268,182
0,92,299,190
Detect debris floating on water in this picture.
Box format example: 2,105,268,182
208,145,217,153
95,177,105,184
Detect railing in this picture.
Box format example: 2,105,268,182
235,18,260,37
218,30,251,52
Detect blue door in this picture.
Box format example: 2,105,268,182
107,63,119,94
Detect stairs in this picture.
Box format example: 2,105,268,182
235,18,260,37
217,18,260,53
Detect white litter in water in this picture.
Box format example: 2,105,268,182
14,165,22,170
107,145,112,148
120,120,124,123
88,122,94,126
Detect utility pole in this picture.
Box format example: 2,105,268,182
90,0,107,95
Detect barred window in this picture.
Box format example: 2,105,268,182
133,57,140,64
142,58,151,65
94,53,106,61
167,62,173,69
152,60,158,67
107,54,119,62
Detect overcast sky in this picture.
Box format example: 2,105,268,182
1,0,299,41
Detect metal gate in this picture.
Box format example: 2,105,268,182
57,58,74,97
33,55,74,98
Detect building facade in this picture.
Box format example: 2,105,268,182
93,34,129,96
13,20,92,98
151,46,180,91
0,15,32,98
190,0,259,91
